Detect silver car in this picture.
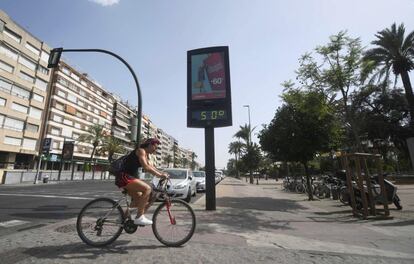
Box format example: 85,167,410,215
152,168,196,202
193,171,206,192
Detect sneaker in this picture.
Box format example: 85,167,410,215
134,215,153,226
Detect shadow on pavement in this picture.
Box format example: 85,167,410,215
217,197,307,212
17,240,163,261
373,219,414,227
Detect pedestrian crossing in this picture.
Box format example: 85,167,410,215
0,220,30,228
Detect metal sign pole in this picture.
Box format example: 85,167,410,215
205,127,216,210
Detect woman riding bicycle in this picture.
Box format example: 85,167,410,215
115,137,169,226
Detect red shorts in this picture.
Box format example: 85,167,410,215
115,172,138,188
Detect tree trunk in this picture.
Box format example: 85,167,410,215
303,162,314,201
249,170,254,184
90,146,96,180
401,71,414,127
234,154,240,179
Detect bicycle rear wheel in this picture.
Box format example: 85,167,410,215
152,199,196,247
76,198,125,247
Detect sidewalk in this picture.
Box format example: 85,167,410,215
0,177,413,263
193,177,414,259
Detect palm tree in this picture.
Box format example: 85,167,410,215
100,136,125,163
171,145,178,167
191,152,197,170
234,124,256,183
234,124,251,145
163,154,172,168
77,124,107,179
363,23,414,125
228,141,244,178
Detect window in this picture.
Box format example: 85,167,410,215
0,97,5,106
3,27,21,43
11,85,30,99
67,93,77,103
0,44,18,60
29,107,42,119
78,100,84,107
32,93,44,102
25,42,40,56
0,78,12,93
4,117,24,131
11,102,28,113
37,65,49,75
57,90,66,98
40,50,49,63
52,141,60,149
79,89,86,97
51,127,60,135
0,60,14,73
70,72,80,81
0,114,4,126
35,78,48,91
81,80,87,86
22,138,36,150
62,67,70,75
53,114,63,123
4,136,21,146
61,127,72,137
18,56,37,71
72,132,80,140
19,71,35,83
63,119,73,126
55,102,64,111
25,123,39,133
74,122,81,129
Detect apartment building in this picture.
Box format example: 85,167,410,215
42,60,113,171
0,10,51,169
111,97,137,158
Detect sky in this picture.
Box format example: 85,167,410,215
1,0,414,169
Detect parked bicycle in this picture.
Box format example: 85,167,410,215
76,178,196,247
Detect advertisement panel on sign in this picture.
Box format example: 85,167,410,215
191,52,226,101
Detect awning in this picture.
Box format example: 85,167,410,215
114,118,129,129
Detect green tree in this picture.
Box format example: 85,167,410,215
234,124,257,183
296,31,366,150
77,124,107,178
363,23,414,125
259,90,340,200
191,152,197,170
171,145,178,167
100,136,125,162
228,141,244,178
163,154,172,168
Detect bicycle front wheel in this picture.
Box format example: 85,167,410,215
152,199,196,247
76,198,125,247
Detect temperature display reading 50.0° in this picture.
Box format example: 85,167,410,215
192,110,227,121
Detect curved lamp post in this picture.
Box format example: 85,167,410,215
48,48,142,144
33,48,142,184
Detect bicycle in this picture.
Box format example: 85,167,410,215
76,178,196,247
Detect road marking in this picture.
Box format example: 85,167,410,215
0,193,92,200
0,220,30,228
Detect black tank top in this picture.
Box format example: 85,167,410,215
123,149,142,177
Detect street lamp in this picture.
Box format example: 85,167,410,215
243,105,251,145
48,48,143,145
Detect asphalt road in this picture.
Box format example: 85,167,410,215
0,180,203,237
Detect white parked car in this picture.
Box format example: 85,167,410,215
193,171,206,192
152,168,196,202
215,171,223,184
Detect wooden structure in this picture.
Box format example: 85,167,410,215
340,153,390,219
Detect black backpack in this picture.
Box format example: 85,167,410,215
109,154,128,176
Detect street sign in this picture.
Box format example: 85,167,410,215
187,46,232,128
62,141,74,161
42,138,53,153
50,154,58,162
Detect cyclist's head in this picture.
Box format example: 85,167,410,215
140,138,161,149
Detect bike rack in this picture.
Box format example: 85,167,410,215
340,153,390,219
